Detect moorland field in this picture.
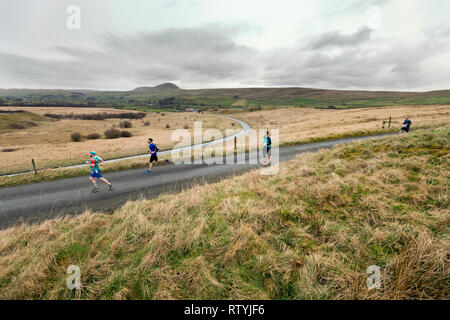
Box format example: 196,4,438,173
0,106,240,174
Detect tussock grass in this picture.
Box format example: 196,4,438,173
0,110,48,133
0,127,448,299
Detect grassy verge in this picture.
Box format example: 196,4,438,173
0,157,172,187
0,126,448,299
281,127,399,146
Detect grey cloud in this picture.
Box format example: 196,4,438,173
344,0,390,11
99,26,257,82
424,25,450,39
260,37,448,90
316,0,389,22
0,25,257,89
309,27,373,50
0,23,449,91
0,52,101,87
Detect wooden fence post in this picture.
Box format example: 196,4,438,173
31,158,37,174
234,136,237,151
388,116,391,128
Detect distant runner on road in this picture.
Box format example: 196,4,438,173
87,151,114,193
146,138,159,174
263,130,272,165
400,116,412,133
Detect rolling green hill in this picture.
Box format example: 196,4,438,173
1,84,450,111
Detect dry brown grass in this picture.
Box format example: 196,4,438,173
232,105,450,145
0,126,448,299
0,107,240,174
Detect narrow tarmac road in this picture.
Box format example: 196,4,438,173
0,133,394,229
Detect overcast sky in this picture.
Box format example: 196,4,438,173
0,0,449,91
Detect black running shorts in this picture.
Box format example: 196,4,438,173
150,154,158,162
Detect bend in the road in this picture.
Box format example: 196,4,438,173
3,115,252,176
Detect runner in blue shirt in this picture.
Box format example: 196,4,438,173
146,138,159,174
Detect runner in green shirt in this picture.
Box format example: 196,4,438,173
87,151,114,193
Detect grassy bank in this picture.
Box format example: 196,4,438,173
0,127,448,299
0,110,49,134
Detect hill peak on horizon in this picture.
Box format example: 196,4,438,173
134,83,181,92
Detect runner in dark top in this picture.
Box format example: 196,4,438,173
146,138,159,174
401,116,412,132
